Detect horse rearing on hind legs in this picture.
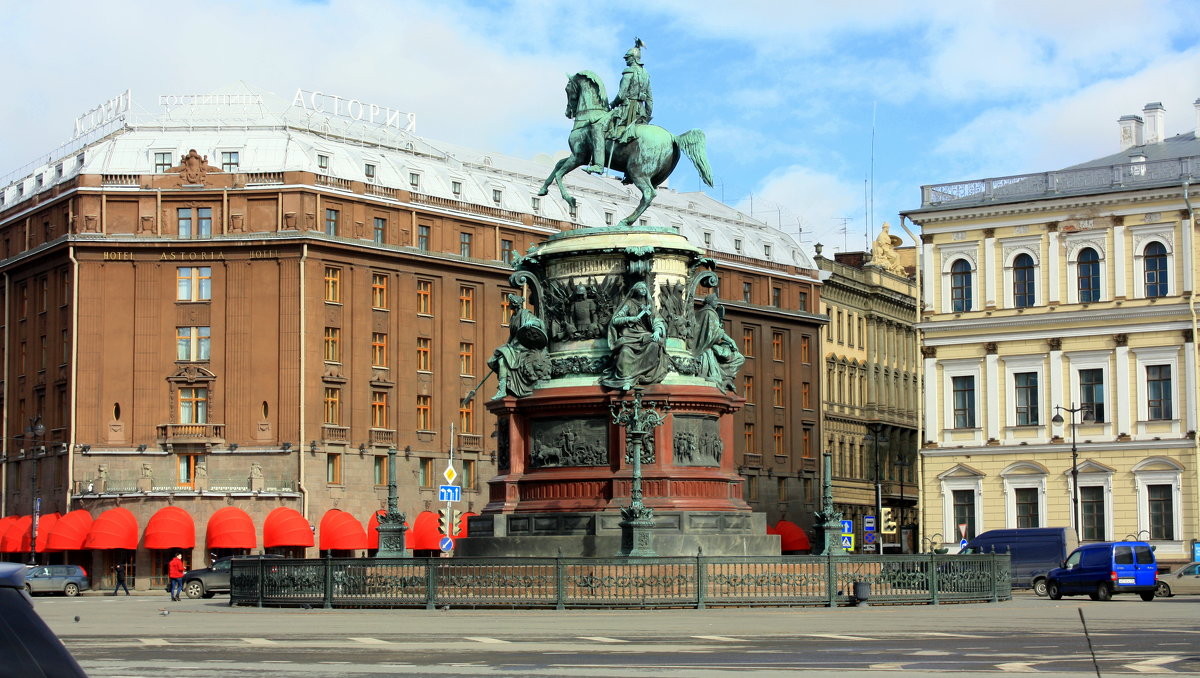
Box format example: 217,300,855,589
537,71,714,229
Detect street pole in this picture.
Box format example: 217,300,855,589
1052,404,1092,542
28,416,45,566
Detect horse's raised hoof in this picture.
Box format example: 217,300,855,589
536,187,549,197
583,165,604,175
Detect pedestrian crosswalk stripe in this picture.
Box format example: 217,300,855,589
578,636,628,643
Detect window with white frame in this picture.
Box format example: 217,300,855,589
1133,346,1179,423
939,245,979,313
950,259,973,312
1005,352,1046,430
952,375,976,428
1077,248,1101,302
1001,463,1046,529
941,361,982,434
1133,457,1182,541
940,467,984,542
1064,237,1106,304
1074,462,1114,542
1011,253,1036,308
1067,351,1109,424
1014,372,1039,426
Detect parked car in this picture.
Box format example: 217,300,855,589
23,565,89,597
0,562,89,677
183,554,282,599
959,527,1077,595
1154,561,1200,597
1046,541,1157,601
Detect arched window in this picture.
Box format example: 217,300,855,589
1012,253,1035,308
950,259,972,312
1143,241,1168,297
1077,248,1101,303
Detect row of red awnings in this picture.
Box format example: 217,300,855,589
0,508,477,553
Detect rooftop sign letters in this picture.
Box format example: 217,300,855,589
158,93,264,108
73,89,132,139
291,88,416,133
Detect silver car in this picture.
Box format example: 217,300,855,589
24,565,90,596
1155,561,1200,597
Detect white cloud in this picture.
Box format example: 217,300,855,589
737,165,867,254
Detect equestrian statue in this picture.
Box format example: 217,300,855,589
537,38,714,228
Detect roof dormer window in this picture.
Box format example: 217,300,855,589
451,180,462,197
734,238,743,252
317,154,330,171
409,173,421,191
763,244,772,258
364,163,376,181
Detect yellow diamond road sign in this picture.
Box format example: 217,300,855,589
443,464,457,485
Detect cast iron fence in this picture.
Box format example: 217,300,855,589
230,552,1010,609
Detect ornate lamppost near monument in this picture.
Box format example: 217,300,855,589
374,446,410,558
610,387,668,557
27,416,46,565
1051,404,1094,541
812,449,846,557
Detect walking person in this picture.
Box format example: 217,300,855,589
112,562,130,596
167,553,186,601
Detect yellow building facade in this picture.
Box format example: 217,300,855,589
904,107,1199,567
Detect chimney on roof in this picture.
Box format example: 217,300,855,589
1119,114,1144,150
1143,102,1165,144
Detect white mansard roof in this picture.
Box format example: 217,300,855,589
1,83,816,275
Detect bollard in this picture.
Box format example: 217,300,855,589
853,581,871,607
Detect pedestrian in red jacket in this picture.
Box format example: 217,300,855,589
167,554,187,601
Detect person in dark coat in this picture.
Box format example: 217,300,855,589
112,562,130,596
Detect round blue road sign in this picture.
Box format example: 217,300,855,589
439,536,454,553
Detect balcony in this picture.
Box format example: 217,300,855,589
457,433,482,451
369,428,396,446
322,425,350,443
156,423,225,443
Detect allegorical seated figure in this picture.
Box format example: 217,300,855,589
488,294,547,398
602,281,668,390
690,294,744,392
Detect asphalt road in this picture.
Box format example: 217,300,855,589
31,591,1200,677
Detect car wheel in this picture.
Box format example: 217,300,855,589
1033,579,1048,597
184,580,204,599
1139,591,1155,601
1047,581,1062,600
24,583,33,595
63,583,79,597
1095,583,1112,601
1154,581,1172,597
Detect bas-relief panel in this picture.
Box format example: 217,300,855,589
529,417,609,468
672,415,722,467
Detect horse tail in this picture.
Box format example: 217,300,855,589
675,129,714,188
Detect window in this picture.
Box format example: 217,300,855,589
1077,247,1101,303
317,154,329,171
374,455,388,485
373,217,386,244
177,267,212,302
371,391,389,428
744,423,756,453
1146,365,1172,420
371,273,388,308
1081,486,1105,541
176,326,211,361
531,196,540,211
409,173,421,191
771,332,783,360
1014,487,1039,528
419,458,434,487
771,287,781,307
323,267,341,303
459,232,473,258
499,239,516,264
1012,253,1035,308
952,489,976,540
1144,241,1168,297
371,332,388,367
764,244,772,258
459,342,474,375
952,375,976,428
742,282,752,302
604,212,614,226
326,452,342,484
950,259,972,312
772,379,784,407
325,208,339,236
569,202,578,220
1148,484,1174,540
734,238,742,252
416,395,432,430
500,295,516,326
800,336,810,363
416,337,431,371
177,207,213,239
746,475,758,501
742,375,754,402
178,387,208,424
451,180,462,196
220,151,239,172
416,280,432,314
459,286,475,320
364,163,376,181
798,291,808,313
742,328,755,356
1079,368,1105,423
178,453,205,488
323,387,341,425
417,225,430,250
801,382,811,409
463,460,477,490
323,327,341,362
492,188,503,204
154,152,172,173
458,403,474,434
703,231,712,247
773,426,784,456
1014,372,1038,426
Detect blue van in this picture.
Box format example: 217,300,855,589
960,527,1076,595
1046,541,1157,601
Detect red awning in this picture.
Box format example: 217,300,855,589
44,510,93,551
206,507,256,550
366,509,411,549
775,520,811,553
33,513,61,553
406,510,441,550
0,515,30,553
318,509,367,551
84,507,139,550
143,506,196,550
263,507,313,548
451,512,478,541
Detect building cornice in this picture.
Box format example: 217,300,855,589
918,303,1191,337
922,437,1193,457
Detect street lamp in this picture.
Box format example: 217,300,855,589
1051,404,1095,541
866,422,887,551
27,416,46,565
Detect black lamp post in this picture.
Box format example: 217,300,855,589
866,423,887,546
27,416,46,565
1051,404,1094,541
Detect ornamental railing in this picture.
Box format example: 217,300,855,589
920,155,1198,209
230,552,1009,609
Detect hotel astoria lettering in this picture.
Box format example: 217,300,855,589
100,250,280,261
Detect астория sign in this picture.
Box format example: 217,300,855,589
290,89,416,133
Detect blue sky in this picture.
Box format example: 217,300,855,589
3,0,1199,252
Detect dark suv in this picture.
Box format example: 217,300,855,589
183,555,282,599
24,565,89,597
